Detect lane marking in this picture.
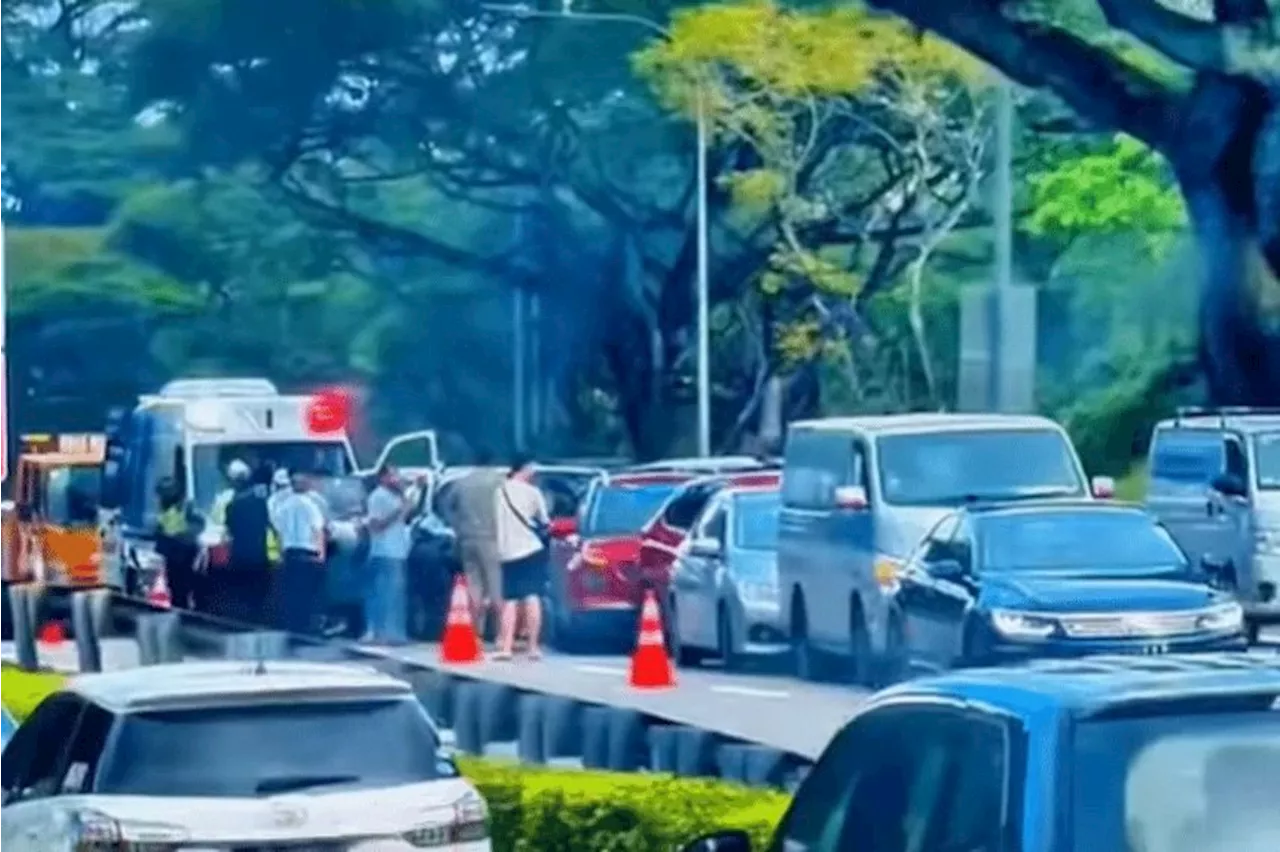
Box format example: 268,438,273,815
710,684,791,699
575,664,629,676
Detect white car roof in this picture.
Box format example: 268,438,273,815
68,661,412,714
790,413,1062,437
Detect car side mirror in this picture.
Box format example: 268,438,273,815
690,537,721,558
930,558,966,580
1090,476,1116,499
833,485,869,511
1210,472,1247,499
549,517,578,539
679,830,753,852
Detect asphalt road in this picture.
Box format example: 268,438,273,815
2,635,864,759
380,643,865,760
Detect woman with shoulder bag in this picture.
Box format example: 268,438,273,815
492,454,552,660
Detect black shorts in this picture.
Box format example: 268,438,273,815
501,549,548,601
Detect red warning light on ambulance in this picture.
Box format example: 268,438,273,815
304,387,351,435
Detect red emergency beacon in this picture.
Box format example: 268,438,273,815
305,387,351,435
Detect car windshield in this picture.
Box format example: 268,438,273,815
97,699,446,797
1072,704,1280,852
733,492,780,551
1255,432,1280,490
44,464,101,525
191,442,351,512
979,510,1187,573
584,483,681,537
877,429,1085,506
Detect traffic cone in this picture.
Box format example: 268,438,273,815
628,590,676,689
147,568,172,609
440,576,483,664
38,620,66,646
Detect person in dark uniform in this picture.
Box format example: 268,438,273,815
219,467,273,624
153,478,202,609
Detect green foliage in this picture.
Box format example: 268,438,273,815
459,758,786,851
1026,135,1186,256
1,668,788,851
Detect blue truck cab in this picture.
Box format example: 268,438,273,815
683,652,1280,852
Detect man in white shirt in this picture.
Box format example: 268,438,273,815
271,469,328,634
492,454,551,660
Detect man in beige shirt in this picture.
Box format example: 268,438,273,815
440,450,507,633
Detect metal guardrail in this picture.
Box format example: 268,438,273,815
4,584,811,790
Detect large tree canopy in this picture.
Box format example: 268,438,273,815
865,0,1279,403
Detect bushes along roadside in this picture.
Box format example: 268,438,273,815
1,665,788,850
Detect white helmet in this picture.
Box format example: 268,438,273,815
272,468,290,488
226,459,251,481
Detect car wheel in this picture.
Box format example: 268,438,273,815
1246,618,1261,646
717,604,743,672
791,601,827,682
880,610,909,686
543,594,579,653
669,600,706,667
848,602,876,687
959,618,992,668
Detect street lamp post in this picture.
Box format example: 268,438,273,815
482,3,713,456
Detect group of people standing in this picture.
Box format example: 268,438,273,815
153,460,416,644
152,451,553,657
441,453,552,660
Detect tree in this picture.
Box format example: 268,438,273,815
635,0,989,418
865,0,1280,404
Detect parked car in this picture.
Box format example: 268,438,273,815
884,500,1247,680
639,469,782,596
531,464,608,524
680,652,1280,852
1144,406,1280,643
544,470,694,649
668,485,785,669
779,413,1109,685
629,456,772,475
1,661,490,851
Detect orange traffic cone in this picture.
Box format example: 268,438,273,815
147,568,172,609
38,620,66,646
440,576,483,664
628,591,676,689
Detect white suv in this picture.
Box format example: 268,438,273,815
1,661,490,851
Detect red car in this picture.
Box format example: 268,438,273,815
544,470,694,649
638,469,782,591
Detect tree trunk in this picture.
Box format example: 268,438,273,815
1173,76,1280,405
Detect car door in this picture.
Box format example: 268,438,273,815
2,694,87,852
371,431,441,478
1212,433,1256,586
765,700,1022,852
681,499,728,649
1146,428,1235,568
896,514,962,671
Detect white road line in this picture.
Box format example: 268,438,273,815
710,684,791,699
575,664,629,676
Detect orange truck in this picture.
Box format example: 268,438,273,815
1,433,106,588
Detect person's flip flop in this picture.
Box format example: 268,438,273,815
491,651,513,662
526,649,543,661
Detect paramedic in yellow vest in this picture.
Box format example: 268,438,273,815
154,477,202,609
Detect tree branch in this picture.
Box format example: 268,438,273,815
869,0,1186,150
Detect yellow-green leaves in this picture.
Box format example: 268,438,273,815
634,0,981,120
1027,134,1186,256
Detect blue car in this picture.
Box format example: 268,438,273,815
883,500,1246,676
1,707,15,751
681,652,1280,852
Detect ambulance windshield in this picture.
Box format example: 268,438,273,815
191,441,351,511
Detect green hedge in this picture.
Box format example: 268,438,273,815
1,666,788,851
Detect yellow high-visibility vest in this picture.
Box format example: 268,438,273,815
158,506,186,537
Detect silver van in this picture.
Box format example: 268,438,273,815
779,414,1105,685
1144,407,1280,642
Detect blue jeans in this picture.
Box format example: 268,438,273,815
364,556,407,643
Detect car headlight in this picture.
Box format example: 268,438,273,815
1255,529,1280,557
1196,601,1244,633
990,609,1058,640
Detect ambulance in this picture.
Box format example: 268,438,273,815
100,378,439,594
